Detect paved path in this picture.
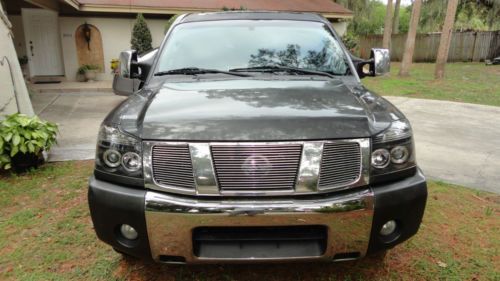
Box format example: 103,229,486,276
386,97,500,194
31,91,125,162
31,92,500,194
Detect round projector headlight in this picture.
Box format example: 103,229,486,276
121,152,142,172
390,146,409,164
103,149,121,168
371,148,390,168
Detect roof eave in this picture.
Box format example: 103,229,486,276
74,4,353,19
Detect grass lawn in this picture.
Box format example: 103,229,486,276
363,63,500,107
0,161,499,281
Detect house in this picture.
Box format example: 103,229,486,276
1,0,353,82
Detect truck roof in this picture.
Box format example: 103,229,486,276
180,11,328,24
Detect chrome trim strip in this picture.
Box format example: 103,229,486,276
295,142,323,194
189,143,219,195
145,188,375,263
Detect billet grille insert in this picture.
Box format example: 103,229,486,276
211,144,303,191
318,142,361,188
151,145,196,189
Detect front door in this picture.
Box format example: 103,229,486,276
22,9,64,77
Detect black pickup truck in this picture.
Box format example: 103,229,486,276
89,11,427,264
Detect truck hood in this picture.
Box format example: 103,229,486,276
111,79,405,141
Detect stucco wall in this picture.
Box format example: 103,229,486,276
59,16,167,81
9,13,348,82
331,21,348,37
0,6,33,117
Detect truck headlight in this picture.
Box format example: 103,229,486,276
371,119,416,183
95,125,142,178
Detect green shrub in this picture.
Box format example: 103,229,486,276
77,64,100,75
342,31,359,54
164,15,179,34
131,13,153,55
0,114,58,170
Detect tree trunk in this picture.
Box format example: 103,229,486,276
392,0,401,34
399,0,422,77
434,0,459,79
382,0,394,49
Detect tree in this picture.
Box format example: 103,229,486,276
418,0,500,32
164,14,179,34
131,13,153,55
399,0,423,77
382,0,394,49
434,0,459,79
392,0,401,34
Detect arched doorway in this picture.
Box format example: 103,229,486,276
75,23,105,74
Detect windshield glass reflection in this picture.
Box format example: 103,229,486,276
157,20,349,75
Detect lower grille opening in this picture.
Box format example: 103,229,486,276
332,252,361,261
159,255,187,264
193,226,327,259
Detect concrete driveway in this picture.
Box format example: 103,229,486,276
31,92,500,194
31,91,126,161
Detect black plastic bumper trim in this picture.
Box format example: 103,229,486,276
367,168,427,254
88,176,152,260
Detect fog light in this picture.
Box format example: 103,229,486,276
120,224,138,240
103,149,121,168
380,220,397,236
371,149,390,168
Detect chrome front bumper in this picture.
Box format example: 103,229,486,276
145,188,374,263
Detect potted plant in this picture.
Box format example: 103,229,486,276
76,65,87,82
18,56,29,77
0,113,58,172
78,64,100,82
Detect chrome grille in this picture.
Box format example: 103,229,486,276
318,142,361,189
152,145,196,189
211,144,303,191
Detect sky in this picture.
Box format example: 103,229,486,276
379,0,413,6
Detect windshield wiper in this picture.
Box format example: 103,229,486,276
229,66,341,78
154,67,251,77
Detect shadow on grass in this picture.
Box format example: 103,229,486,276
116,252,390,281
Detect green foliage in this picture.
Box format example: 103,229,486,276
342,30,359,53
221,5,246,11
418,0,500,32
339,0,410,37
77,64,100,75
164,14,179,34
131,13,153,55
338,0,499,36
0,114,58,170
18,56,28,66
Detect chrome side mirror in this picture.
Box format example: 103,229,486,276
113,50,140,96
352,48,390,79
370,48,390,76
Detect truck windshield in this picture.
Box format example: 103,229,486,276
156,20,350,76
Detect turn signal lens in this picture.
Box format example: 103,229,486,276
371,149,390,168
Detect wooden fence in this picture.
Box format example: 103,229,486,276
358,31,500,62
